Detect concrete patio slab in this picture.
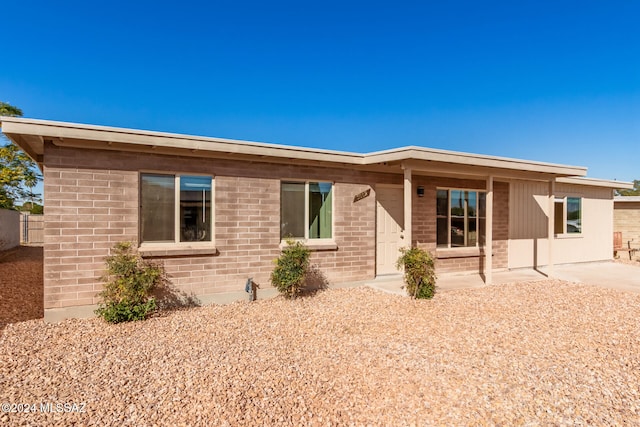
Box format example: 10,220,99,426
539,262,640,293
365,262,640,296
366,269,548,296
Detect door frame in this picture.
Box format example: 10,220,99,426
375,184,405,276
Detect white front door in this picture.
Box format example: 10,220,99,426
376,186,405,275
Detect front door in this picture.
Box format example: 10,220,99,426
376,186,405,275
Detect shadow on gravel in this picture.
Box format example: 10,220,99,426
0,246,44,333
152,279,201,313
301,264,330,297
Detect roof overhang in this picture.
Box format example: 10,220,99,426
0,117,364,171
557,177,634,190
614,196,640,202
1,116,594,181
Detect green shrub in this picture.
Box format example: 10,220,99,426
396,247,437,299
270,240,310,299
95,242,163,323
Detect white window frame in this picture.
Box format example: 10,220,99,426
554,196,582,236
139,171,215,249
280,180,335,246
436,187,486,249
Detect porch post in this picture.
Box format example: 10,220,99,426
403,167,412,248
547,179,555,277
485,175,494,284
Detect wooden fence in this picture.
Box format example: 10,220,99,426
20,213,44,245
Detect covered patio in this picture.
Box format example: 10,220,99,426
392,150,587,284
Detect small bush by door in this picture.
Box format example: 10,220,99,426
397,247,437,299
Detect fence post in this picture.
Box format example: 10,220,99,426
22,213,28,244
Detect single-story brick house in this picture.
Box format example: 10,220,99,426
614,196,640,251
0,117,632,320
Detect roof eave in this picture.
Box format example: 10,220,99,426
0,116,366,165
1,116,593,179
366,147,587,178
614,196,640,202
557,177,634,189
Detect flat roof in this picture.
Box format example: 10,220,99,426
614,196,640,202
0,116,626,184
558,177,634,190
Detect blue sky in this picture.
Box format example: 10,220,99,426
1,0,638,194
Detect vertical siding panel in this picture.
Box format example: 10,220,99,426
511,181,614,269
508,180,549,268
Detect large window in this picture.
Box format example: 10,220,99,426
141,174,212,244
554,197,582,234
281,181,332,240
437,189,486,248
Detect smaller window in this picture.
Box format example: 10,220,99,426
140,173,213,245
566,197,582,234
554,200,564,234
436,190,449,246
141,174,176,243
281,181,333,240
554,197,582,235
180,176,212,242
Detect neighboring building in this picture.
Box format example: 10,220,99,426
614,196,640,251
0,117,632,320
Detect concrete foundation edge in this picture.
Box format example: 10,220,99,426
43,282,367,323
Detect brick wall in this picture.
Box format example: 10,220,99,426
614,202,640,247
492,181,509,269
43,141,515,310
43,143,398,309
43,144,139,309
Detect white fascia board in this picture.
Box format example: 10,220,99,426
614,196,640,202
557,176,634,189
365,146,587,176
0,117,365,164
0,117,591,177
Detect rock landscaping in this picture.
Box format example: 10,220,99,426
0,246,43,330
2,277,640,425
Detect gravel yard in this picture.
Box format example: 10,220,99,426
2,277,640,426
0,246,43,330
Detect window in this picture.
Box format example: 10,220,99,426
437,189,486,248
554,197,582,234
140,173,212,244
281,181,332,240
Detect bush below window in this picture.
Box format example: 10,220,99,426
95,242,164,323
270,240,311,299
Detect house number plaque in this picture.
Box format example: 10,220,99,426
353,189,371,203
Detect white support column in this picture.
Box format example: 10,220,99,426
403,167,412,248
485,175,494,285
547,179,555,277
